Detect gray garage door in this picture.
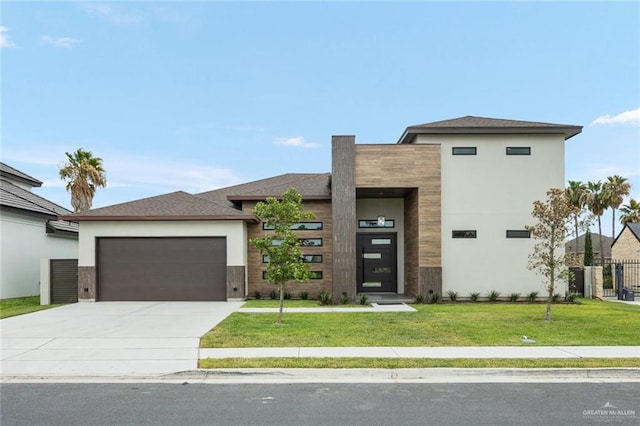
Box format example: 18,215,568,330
97,237,227,301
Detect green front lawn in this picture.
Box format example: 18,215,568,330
201,299,640,348
0,296,61,319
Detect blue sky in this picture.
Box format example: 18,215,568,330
2,1,639,237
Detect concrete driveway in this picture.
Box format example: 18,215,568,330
0,301,243,378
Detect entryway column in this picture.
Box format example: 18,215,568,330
331,135,356,303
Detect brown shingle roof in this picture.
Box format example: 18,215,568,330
197,173,331,204
61,191,257,222
398,115,583,144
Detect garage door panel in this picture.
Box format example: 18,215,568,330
97,237,227,301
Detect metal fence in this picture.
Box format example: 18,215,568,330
592,259,640,298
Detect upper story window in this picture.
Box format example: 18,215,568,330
452,230,477,239
506,230,531,238
506,147,531,155
452,147,477,155
263,222,323,231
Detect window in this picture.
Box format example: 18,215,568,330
262,222,323,230
263,254,323,263
271,238,323,247
302,255,323,263
300,238,322,247
263,271,323,280
506,147,531,155
452,230,477,238
506,230,531,238
452,147,477,155
359,219,395,228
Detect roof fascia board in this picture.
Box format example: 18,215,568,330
58,214,260,223
398,126,583,144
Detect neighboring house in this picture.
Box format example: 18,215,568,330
0,163,78,299
565,233,614,265
62,115,582,302
611,223,640,260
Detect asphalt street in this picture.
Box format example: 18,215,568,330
2,382,638,426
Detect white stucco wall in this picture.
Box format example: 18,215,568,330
356,198,405,294
415,133,566,297
78,220,248,268
1,212,78,299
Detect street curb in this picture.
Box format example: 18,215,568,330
3,368,639,384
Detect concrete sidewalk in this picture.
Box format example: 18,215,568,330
200,346,640,359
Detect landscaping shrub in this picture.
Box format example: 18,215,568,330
508,292,520,303
284,292,292,300
300,291,309,300
551,293,561,303
341,292,350,305
269,290,278,300
565,292,579,303
254,291,261,300
430,292,442,304
318,290,332,306
487,290,501,302
447,290,458,302
359,294,369,305
414,294,425,304
469,291,481,302
527,291,539,303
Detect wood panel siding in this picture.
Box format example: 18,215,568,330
246,200,333,298
356,144,441,295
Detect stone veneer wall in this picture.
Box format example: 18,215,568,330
612,228,640,260
245,200,333,298
331,135,357,302
404,189,419,296
78,266,96,300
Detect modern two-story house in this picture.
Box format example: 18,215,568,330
62,116,582,302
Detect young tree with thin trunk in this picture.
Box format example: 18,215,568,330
59,148,107,212
250,188,315,324
526,188,578,321
603,175,631,238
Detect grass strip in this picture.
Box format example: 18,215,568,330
0,296,61,319
199,357,640,369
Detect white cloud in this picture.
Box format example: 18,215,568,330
273,136,321,148
79,2,143,25
40,35,80,49
590,107,640,126
1,26,16,48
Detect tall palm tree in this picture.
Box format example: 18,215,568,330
586,181,607,266
603,175,631,238
564,180,589,253
59,148,107,212
619,199,640,225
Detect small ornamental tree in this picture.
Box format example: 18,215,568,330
250,188,315,324
583,229,593,267
526,188,580,321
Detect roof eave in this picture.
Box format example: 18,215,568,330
397,126,583,144
227,195,332,202
58,215,260,223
